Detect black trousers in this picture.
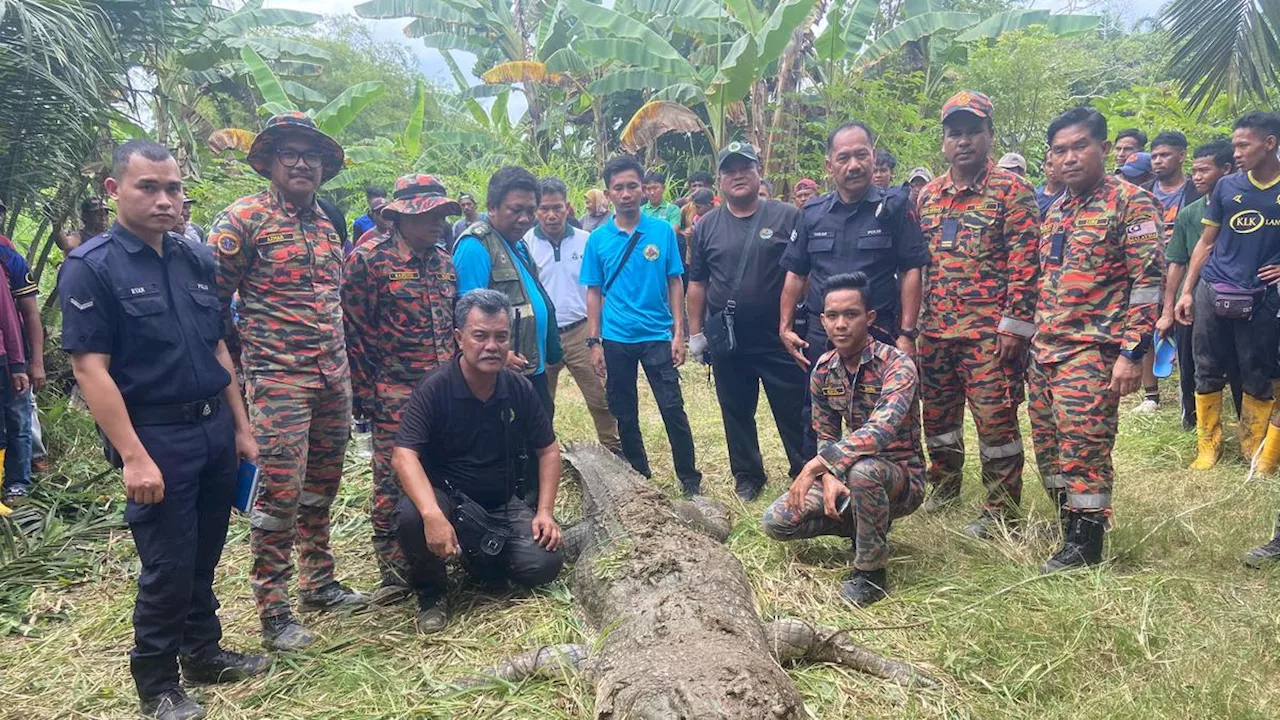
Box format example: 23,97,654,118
127,404,237,700
1192,280,1279,398
1176,319,1242,427
602,339,701,487
710,345,808,487
395,490,564,601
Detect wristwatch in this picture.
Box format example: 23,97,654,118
585,337,602,348
897,327,920,341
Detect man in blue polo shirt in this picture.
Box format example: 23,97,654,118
582,155,702,496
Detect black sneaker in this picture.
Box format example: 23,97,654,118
840,568,888,607
1243,535,1280,568
415,595,448,634
180,648,271,684
140,688,206,720
298,582,368,612
261,612,316,651
734,479,763,502
681,481,702,498
3,484,29,507
369,581,413,606
1041,512,1106,574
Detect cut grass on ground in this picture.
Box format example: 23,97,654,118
2,370,1280,719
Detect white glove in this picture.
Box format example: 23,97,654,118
689,332,709,364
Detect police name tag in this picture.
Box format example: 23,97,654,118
389,270,420,281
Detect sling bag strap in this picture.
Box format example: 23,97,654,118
602,230,644,297
722,206,767,307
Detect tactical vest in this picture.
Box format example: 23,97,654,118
464,221,541,374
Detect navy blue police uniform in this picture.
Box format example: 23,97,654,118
59,222,238,701
779,185,930,458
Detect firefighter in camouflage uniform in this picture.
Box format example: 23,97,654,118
208,113,366,651
1031,107,1163,574
342,174,459,605
915,91,1040,538
762,272,924,607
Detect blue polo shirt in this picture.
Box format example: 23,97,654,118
1202,171,1280,290
453,230,550,375
580,213,684,344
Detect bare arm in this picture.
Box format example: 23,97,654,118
1175,225,1219,325
779,271,810,369
391,445,459,558
214,340,258,462
530,442,563,551
587,286,605,377
16,296,44,390
897,267,922,331
668,275,686,366
71,352,164,504
687,281,707,335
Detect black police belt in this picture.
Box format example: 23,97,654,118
127,396,221,426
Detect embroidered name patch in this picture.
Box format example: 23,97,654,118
259,232,293,245
821,386,846,397
389,271,420,281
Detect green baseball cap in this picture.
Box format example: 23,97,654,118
717,141,760,170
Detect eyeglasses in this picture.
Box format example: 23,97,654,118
275,149,323,168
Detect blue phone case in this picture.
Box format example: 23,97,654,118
234,460,260,514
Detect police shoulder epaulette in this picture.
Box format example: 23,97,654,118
67,232,111,259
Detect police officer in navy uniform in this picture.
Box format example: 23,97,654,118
779,121,930,459
60,140,269,720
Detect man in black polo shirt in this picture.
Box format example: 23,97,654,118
391,288,563,633
779,121,930,459
688,142,807,501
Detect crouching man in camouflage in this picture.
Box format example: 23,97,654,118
762,272,925,607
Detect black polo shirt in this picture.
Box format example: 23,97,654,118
395,358,555,509
688,199,798,350
59,222,231,407
780,186,930,330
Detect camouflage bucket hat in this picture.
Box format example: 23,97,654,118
246,112,345,184
382,174,461,218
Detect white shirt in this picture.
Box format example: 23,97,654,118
526,225,590,328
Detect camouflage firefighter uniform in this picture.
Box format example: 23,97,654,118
1029,174,1163,515
208,113,354,622
916,158,1040,516
761,342,925,570
342,174,459,592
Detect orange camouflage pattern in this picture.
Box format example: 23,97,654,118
342,230,458,584
1033,174,1164,363
916,160,1041,340
208,188,348,387
760,341,924,570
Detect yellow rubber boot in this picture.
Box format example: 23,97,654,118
1239,393,1276,460
1189,392,1224,470
1256,423,1280,475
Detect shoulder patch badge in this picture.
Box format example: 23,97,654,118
217,235,240,255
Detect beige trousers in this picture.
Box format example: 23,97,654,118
548,320,622,451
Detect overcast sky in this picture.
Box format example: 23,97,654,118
265,0,1170,110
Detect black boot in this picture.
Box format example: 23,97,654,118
298,581,368,612
840,568,888,607
734,478,764,502
180,647,271,684
139,688,206,720
261,612,316,651
921,481,960,513
415,593,449,634
1041,511,1106,574
1243,512,1280,568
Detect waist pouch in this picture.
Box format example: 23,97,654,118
1211,282,1262,320
451,492,509,557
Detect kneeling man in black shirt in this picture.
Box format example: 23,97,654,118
392,288,564,633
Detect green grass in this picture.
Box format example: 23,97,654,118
3,370,1280,719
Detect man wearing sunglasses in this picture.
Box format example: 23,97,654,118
208,112,367,653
